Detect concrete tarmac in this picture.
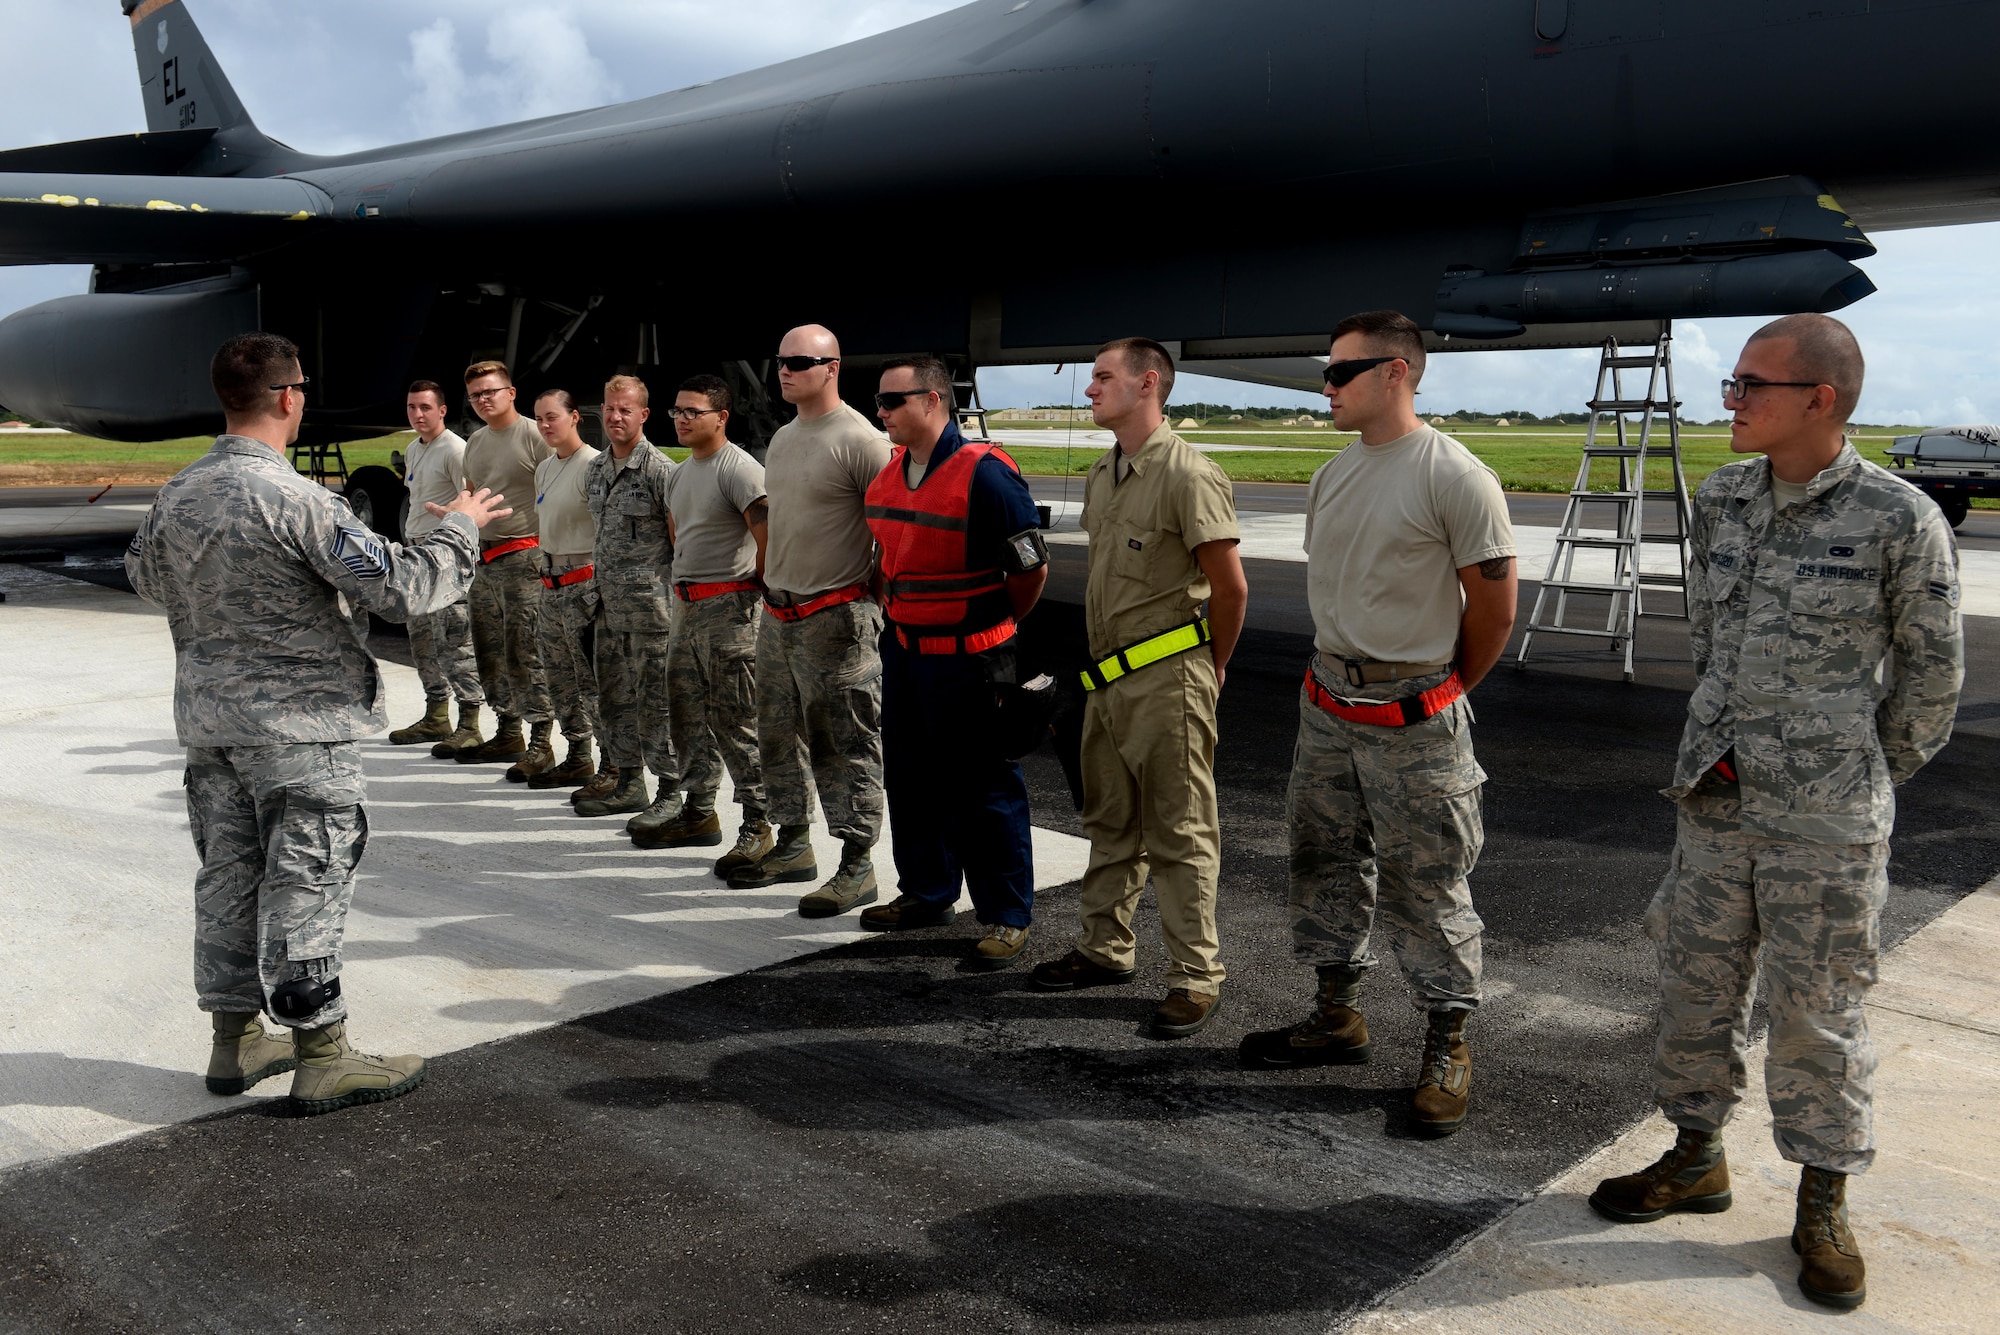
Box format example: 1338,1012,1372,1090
1,484,1997,1332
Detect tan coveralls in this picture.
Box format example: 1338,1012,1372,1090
1076,422,1240,995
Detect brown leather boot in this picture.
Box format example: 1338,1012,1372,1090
528,739,594,790
1239,965,1370,1068
1589,1126,1732,1222
1030,949,1137,992
505,721,556,782
1152,987,1221,1039
389,698,452,745
429,703,484,758
1410,1008,1471,1137
1794,1166,1866,1309
714,819,774,879
575,767,649,817
456,715,526,764
570,758,618,805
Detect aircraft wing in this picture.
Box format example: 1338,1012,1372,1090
0,172,331,265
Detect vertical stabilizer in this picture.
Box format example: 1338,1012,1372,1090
122,0,254,136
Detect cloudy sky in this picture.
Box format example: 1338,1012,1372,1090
2,0,1996,424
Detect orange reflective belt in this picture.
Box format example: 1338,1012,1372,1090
763,582,868,623
1302,666,1465,728
894,618,1018,656
540,564,594,590
676,579,762,602
481,535,540,564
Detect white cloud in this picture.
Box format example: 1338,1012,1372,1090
402,9,619,139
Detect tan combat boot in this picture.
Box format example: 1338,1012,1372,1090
570,757,619,805
1411,1008,1471,1137
529,738,595,790
1239,965,1371,1068
633,801,723,850
1794,1166,1866,1309
714,819,774,879
429,703,485,759
505,721,556,783
457,715,526,764
204,1011,297,1095
970,924,1030,971
625,788,684,836
289,1022,426,1116
1589,1127,1733,1222
810,843,883,918
729,824,817,889
389,698,452,746
576,767,649,817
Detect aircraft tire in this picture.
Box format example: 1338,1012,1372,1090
345,466,410,542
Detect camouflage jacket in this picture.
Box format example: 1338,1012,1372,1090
586,437,677,633
1669,443,1963,843
126,435,480,746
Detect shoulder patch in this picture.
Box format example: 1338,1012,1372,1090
332,525,388,580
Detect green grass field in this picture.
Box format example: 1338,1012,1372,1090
0,424,1936,498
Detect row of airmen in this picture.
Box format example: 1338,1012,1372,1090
127,311,1961,1312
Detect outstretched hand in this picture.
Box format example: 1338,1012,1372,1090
429,487,512,528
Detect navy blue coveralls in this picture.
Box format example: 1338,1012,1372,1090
880,422,1042,928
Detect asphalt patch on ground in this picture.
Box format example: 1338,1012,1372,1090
4,603,1994,1333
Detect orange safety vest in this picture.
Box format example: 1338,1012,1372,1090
864,440,1018,631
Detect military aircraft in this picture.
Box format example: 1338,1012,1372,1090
0,0,1996,516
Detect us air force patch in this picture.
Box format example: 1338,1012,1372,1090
332,525,388,580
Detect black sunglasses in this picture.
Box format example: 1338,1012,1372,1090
874,389,936,411
664,407,724,422
776,355,837,372
267,375,312,393
1322,357,1398,388
1720,377,1821,402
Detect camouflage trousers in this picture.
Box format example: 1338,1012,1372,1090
1078,650,1224,993
537,579,601,744
469,545,549,724
183,742,366,1030
669,589,765,819
408,593,483,705
1286,665,1486,1010
1650,788,1891,1175
596,626,677,782
755,597,884,846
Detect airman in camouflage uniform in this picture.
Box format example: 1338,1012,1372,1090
1591,315,1962,1312
125,331,497,1115
584,374,680,822
1238,311,1517,1139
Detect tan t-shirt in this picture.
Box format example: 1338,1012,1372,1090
1303,425,1515,665
1080,420,1240,660
762,402,892,597
534,444,599,565
401,428,465,541
463,415,552,541
667,444,766,583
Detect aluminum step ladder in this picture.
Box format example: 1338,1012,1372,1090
1515,330,1692,681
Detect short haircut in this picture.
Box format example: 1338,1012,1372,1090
678,374,733,414
1098,337,1176,404
535,388,578,414
1330,310,1427,388
1746,313,1866,423
463,359,511,386
406,379,445,406
604,373,650,407
880,355,954,410
211,332,300,416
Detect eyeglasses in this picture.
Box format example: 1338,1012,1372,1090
267,376,311,393
467,386,512,402
776,355,837,372
874,389,936,411
1323,357,1398,388
665,407,723,422
1720,377,1821,402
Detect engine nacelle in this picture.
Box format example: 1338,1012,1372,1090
0,280,254,440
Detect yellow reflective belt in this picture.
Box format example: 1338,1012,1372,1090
1080,618,1212,692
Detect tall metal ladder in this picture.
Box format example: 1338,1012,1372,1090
1515,329,1692,681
